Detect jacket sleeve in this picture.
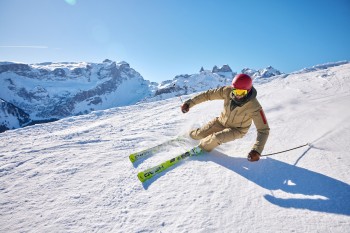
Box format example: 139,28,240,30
251,107,270,154
185,86,229,109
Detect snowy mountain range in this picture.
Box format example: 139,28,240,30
0,59,153,132
0,59,283,132
1,61,349,232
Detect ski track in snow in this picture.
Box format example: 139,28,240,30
1,64,350,232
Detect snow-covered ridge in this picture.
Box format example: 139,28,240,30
293,60,349,74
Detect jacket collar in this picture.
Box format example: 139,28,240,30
230,86,257,110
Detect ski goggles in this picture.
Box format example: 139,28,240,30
232,88,248,97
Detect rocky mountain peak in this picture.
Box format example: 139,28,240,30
242,66,283,79
212,64,232,73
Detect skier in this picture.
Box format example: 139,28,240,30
181,74,269,162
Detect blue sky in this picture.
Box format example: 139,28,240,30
0,0,349,82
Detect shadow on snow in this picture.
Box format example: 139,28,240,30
200,150,350,216
141,147,350,216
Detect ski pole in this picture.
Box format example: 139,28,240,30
261,143,310,157
179,96,184,103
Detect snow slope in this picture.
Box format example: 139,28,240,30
0,63,350,232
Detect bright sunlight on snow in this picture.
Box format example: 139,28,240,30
1,63,350,232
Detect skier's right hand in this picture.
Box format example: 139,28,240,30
181,103,190,113
247,150,260,162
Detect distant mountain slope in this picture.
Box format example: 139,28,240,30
0,60,154,132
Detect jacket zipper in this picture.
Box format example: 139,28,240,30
231,111,238,123
240,113,247,127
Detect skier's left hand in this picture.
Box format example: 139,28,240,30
181,103,190,113
247,150,260,162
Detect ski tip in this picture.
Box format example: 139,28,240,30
129,154,137,163
137,172,147,183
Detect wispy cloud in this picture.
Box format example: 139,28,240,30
0,45,49,49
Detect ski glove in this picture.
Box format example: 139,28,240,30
181,103,190,113
248,150,260,162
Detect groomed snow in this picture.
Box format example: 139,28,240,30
1,63,350,232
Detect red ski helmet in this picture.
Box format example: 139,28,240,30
231,74,252,91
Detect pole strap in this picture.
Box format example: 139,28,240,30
261,143,310,157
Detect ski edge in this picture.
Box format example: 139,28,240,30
137,146,202,183
129,136,185,163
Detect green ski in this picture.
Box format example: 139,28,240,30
129,137,185,163
137,146,203,183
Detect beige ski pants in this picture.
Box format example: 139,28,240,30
189,117,244,152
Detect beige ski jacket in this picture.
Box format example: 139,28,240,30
186,86,270,154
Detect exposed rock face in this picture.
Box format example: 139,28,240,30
0,98,31,132
212,64,233,73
